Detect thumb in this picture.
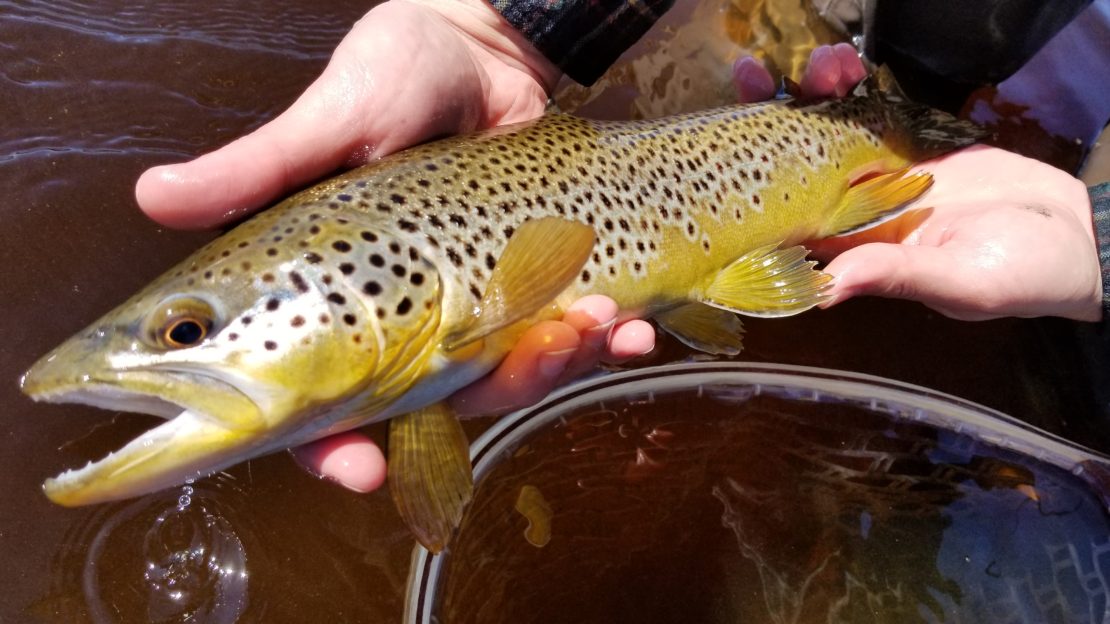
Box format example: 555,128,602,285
136,61,374,230
822,242,989,320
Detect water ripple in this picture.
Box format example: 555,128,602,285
0,1,356,61
46,475,255,623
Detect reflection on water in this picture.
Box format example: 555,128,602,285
424,370,1110,623
38,477,251,623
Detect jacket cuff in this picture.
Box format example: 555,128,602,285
1091,182,1110,313
487,0,674,85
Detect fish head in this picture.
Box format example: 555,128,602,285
21,213,444,506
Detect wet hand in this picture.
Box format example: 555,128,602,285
136,0,558,229
812,145,1102,322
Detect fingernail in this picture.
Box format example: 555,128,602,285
582,318,616,346
537,347,577,379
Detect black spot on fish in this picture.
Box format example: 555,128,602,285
327,293,346,305
264,341,277,351
396,298,412,316
370,254,385,268
332,241,352,253
266,248,278,257
266,299,280,311
410,272,424,286
290,272,310,293
339,263,355,275
364,281,382,296
391,264,406,277
337,194,352,202
343,313,357,326
304,252,323,264
361,231,378,242
291,316,305,327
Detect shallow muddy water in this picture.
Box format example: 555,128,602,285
1,1,1107,622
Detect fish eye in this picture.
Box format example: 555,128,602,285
164,318,208,347
146,296,218,350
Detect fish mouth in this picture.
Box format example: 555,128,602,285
23,372,270,507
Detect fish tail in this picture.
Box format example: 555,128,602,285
863,66,989,160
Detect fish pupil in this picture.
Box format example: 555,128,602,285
168,320,205,346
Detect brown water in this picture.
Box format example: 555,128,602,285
426,374,1110,623
1,1,1107,622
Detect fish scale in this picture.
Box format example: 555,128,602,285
22,85,984,551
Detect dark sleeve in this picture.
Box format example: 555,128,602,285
864,0,1093,111
1091,182,1110,315
488,0,674,86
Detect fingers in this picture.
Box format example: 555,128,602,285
821,242,995,320
291,431,388,493
732,56,776,103
448,296,657,417
136,61,368,230
603,319,656,362
800,43,865,98
449,320,581,417
733,43,867,105
556,295,620,381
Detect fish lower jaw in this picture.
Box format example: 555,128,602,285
43,407,245,507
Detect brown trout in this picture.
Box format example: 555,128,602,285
21,85,981,551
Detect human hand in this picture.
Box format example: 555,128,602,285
136,0,558,229
733,43,867,103
811,144,1101,322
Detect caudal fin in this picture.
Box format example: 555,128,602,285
861,66,988,160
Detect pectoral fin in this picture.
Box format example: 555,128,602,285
443,217,595,351
700,244,830,317
656,303,745,355
823,168,934,237
388,401,473,553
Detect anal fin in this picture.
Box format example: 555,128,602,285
700,244,830,318
823,168,933,237
656,303,745,355
388,401,473,553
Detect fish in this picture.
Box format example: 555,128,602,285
21,82,982,551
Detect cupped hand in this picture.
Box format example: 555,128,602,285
811,145,1102,322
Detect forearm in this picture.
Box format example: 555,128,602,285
486,0,674,85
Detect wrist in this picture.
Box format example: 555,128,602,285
402,0,563,93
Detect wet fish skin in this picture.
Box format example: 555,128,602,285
21,88,981,546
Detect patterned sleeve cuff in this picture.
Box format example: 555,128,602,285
1091,182,1110,314
488,0,674,85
